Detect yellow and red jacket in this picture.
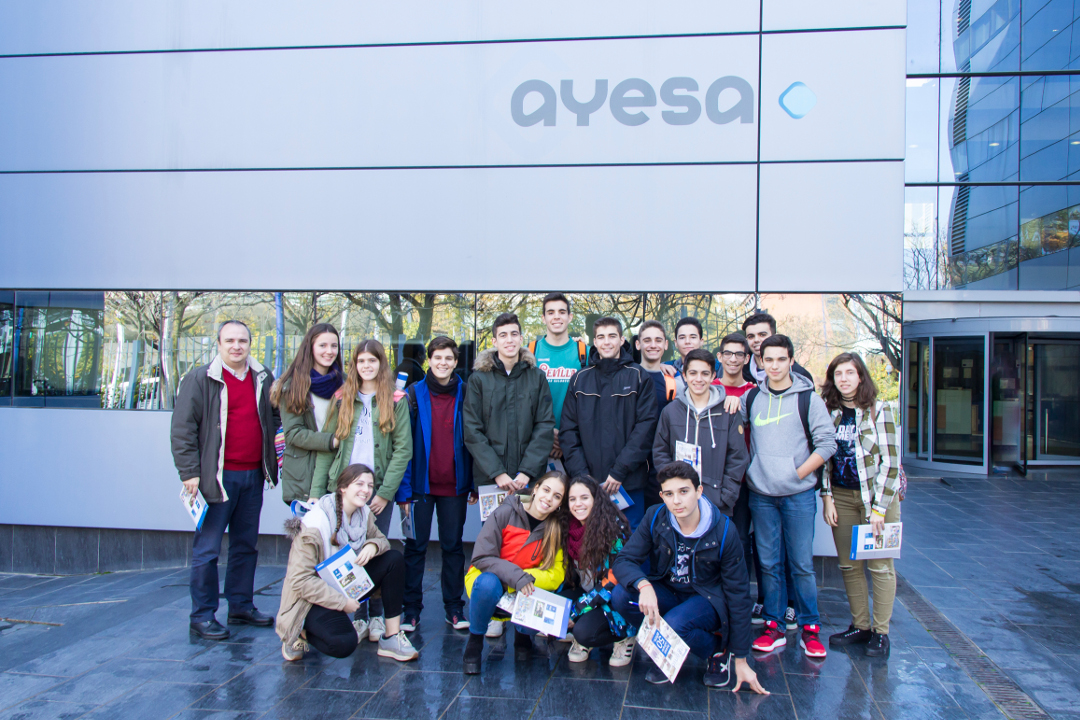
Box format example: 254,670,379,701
465,494,565,595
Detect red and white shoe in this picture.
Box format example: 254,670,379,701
752,620,787,652
800,624,827,658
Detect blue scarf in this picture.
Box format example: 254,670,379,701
309,366,343,400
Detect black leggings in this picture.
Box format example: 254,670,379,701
304,549,405,657
560,583,621,649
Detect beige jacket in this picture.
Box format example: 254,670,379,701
275,506,391,646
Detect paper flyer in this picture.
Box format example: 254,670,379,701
611,486,634,510
850,522,902,560
546,457,566,474
638,615,691,683
478,484,509,522
675,440,702,477
509,587,572,639
400,504,416,541
315,545,375,600
180,488,207,531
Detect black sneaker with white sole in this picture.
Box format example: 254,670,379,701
865,632,890,657
446,612,470,631
703,651,732,688
829,625,872,647
751,603,764,626
784,606,798,630
400,615,420,633
645,665,668,684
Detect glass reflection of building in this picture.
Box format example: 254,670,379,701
902,0,1080,474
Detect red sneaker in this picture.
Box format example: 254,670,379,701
800,624,827,658
752,620,787,652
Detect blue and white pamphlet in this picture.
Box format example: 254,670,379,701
500,587,572,639
400,505,416,541
315,545,374,601
850,522,903,561
478,484,509,522
638,615,690,683
611,486,634,510
180,488,207,531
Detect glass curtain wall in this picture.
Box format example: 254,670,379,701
1,290,903,411
904,0,1080,291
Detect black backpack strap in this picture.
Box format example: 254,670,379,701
796,389,823,486
406,384,419,419
744,387,760,438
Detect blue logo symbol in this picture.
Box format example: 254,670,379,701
779,82,816,119
651,631,672,657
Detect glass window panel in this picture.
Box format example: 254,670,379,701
906,78,941,182
942,0,1020,73
642,294,756,363
0,291,12,405
1020,75,1073,180
948,184,1019,289
907,0,942,73
14,291,104,407
102,291,167,410
941,76,1020,183
906,338,930,459
1021,0,1075,71
1018,184,1078,289
932,336,985,465
1034,342,1080,458
905,186,947,289
990,335,1024,466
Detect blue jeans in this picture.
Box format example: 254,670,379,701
403,493,469,616
749,488,820,627
190,468,263,623
611,583,720,659
623,488,645,532
466,571,539,637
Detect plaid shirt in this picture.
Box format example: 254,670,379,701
820,401,900,517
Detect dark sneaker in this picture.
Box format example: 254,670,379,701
462,633,484,675
784,606,798,630
400,615,420,633
800,625,827,659
446,612,470,631
829,625,872,647
703,651,732,688
865,633,890,657
751,602,765,626
645,665,668,684
752,620,787,652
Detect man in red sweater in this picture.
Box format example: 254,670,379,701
171,320,279,640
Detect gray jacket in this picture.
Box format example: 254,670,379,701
170,355,280,503
653,385,748,516
738,372,836,497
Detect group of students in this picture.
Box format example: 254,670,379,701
170,292,902,690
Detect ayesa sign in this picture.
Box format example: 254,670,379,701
511,77,755,127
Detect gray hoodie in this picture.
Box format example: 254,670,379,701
653,385,748,516
738,372,837,497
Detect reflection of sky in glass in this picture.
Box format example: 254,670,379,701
907,0,941,73
906,78,939,182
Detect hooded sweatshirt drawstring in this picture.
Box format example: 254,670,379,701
683,399,717,450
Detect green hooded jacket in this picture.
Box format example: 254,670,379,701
463,348,555,483
276,379,339,505
310,393,412,501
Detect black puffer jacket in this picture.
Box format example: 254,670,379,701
559,346,658,493
612,499,752,657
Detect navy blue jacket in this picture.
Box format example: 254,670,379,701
612,498,753,657
398,378,474,500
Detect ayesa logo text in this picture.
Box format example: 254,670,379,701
510,77,754,127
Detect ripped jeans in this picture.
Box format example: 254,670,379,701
829,487,900,635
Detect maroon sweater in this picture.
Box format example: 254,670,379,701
428,391,458,496
221,368,263,471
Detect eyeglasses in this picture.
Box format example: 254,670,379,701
720,351,748,360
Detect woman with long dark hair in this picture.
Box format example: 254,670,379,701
561,475,637,666
820,352,901,658
271,323,344,505
276,464,417,663
313,339,413,642
461,471,568,675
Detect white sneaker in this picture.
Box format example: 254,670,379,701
556,632,574,644
282,638,308,662
567,639,590,663
485,619,505,638
352,618,369,642
609,637,636,667
377,630,419,662
368,616,386,642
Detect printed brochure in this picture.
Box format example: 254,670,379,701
400,504,416,541
499,588,572,639
850,522,903,560
675,440,703,477
478,484,509,522
546,458,566,474
315,545,375,601
611,486,634,510
638,615,691,683
180,488,207,531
